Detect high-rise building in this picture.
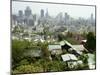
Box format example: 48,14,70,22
24,6,34,26
17,10,24,25
12,14,17,25
18,10,23,17
91,13,93,25
25,6,32,17
41,9,44,18
64,12,69,25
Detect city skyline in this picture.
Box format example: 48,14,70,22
12,1,95,19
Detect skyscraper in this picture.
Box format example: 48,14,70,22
41,9,44,18
64,12,69,25
12,14,17,25
91,13,93,25
18,10,23,17
24,6,34,26
25,6,32,17
17,10,23,25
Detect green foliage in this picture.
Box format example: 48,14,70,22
18,59,30,65
40,42,50,59
57,32,79,44
46,61,67,72
85,32,96,52
67,31,73,37
12,32,92,74
72,63,89,70
57,33,64,41
12,57,90,74
93,52,96,62
79,54,88,64
52,54,62,61
12,59,67,74
81,31,87,39
46,61,61,71
12,39,32,65
12,64,44,74
66,37,80,45
36,59,67,72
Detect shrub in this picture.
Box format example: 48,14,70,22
85,32,96,52
18,59,29,65
12,64,44,74
12,39,34,65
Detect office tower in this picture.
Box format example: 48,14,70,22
25,6,32,17
18,10,23,17
91,13,93,25
41,9,44,18
65,12,69,25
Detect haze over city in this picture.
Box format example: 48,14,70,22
12,1,95,19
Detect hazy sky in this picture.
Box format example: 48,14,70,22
12,1,95,19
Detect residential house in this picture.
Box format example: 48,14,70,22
69,45,86,56
48,44,62,55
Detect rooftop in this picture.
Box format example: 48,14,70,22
61,54,78,62
48,44,61,51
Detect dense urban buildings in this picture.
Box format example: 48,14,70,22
12,6,95,34
12,4,96,74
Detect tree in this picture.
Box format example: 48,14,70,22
40,42,50,60
67,31,73,37
12,64,43,74
57,33,64,41
12,39,32,66
85,32,96,52
81,31,87,39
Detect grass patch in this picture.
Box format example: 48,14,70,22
66,37,80,45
